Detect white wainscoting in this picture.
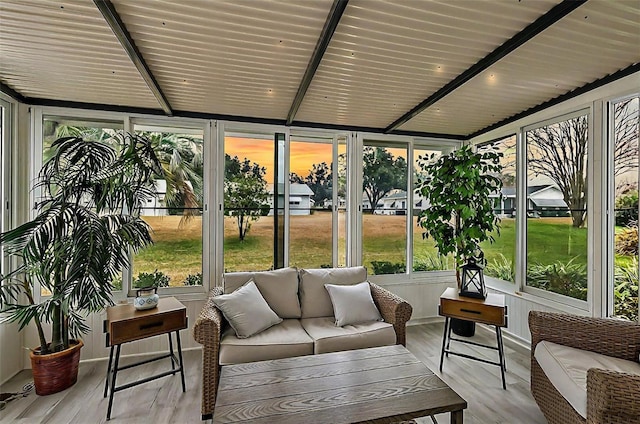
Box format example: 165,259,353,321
0,321,23,384
14,282,585,367
22,298,207,367
486,287,587,345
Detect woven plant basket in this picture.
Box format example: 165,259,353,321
30,339,83,396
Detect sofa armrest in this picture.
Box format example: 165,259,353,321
192,286,224,419
528,311,640,361
193,286,224,346
587,368,640,424
369,282,413,346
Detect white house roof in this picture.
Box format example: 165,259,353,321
268,183,314,196
154,179,167,194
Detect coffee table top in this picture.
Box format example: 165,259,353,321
213,344,466,424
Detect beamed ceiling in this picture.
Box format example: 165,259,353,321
0,0,639,139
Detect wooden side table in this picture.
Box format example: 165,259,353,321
103,296,188,420
438,287,508,389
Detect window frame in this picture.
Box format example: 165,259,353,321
521,108,592,311
127,117,211,297
31,107,213,300
0,97,12,279
606,92,640,321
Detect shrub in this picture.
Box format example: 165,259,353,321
413,254,450,272
614,258,639,322
527,258,587,301
615,191,638,226
370,261,405,275
134,269,171,289
485,254,515,282
111,276,123,291
183,273,202,286
615,224,638,256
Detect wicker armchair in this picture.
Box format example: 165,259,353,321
193,282,413,420
529,311,640,424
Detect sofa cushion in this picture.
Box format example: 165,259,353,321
299,266,368,318
534,340,640,418
223,267,301,318
212,280,282,339
300,317,396,354
325,281,382,326
219,319,314,365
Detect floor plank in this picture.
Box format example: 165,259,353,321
0,322,546,424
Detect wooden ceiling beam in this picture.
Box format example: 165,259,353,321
286,0,349,126
384,0,587,133
94,0,172,115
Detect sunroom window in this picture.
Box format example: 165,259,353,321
361,141,408,275
610,95,639,321
525,112,589,303
131,122,205,292
478,135,517,283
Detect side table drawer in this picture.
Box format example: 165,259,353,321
440,299,506,327
110,310,187,345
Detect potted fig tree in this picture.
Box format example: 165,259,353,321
416,144,503,336
0,133,162,395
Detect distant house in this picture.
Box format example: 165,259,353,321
268,183,314,215
141,179,168,216
490,184,568,217
376,190,407,215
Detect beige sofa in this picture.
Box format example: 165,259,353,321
193,266,413,420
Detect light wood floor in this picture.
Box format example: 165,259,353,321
0,323,547,424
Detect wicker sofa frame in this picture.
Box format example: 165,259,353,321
528,311,640,424
193,282,413,420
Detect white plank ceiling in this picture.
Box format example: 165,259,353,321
1,0,638,137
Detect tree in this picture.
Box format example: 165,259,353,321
528,101,638,228
289,172,304,184
528,116,588,228
141,132,203,223
613,98,639,177
416,145,503,285
46,123,205,224
362,147,407,212
224,154,270,241
304,162,332,206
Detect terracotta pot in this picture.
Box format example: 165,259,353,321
30,339,83,395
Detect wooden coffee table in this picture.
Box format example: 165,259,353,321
213,344,467,424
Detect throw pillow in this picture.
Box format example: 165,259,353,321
324,281,383,326
212,280,282,338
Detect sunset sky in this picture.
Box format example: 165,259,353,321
225,137,335,183
225,137,417,184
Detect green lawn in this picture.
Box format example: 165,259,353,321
134,214,595,283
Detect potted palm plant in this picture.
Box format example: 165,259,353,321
0,133,162,395
416,144,503,336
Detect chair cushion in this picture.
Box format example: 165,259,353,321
299,266,367,318
325,281,382,326
300,317,396,354
535,340,640,418
223,267,301,318
212,280,282,339
219,319,314,365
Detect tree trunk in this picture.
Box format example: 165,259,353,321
22,279,49,354
51,303,64,353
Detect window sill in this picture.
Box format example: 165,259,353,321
485,276,588,316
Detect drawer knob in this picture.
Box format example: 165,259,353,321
460,309,481,315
